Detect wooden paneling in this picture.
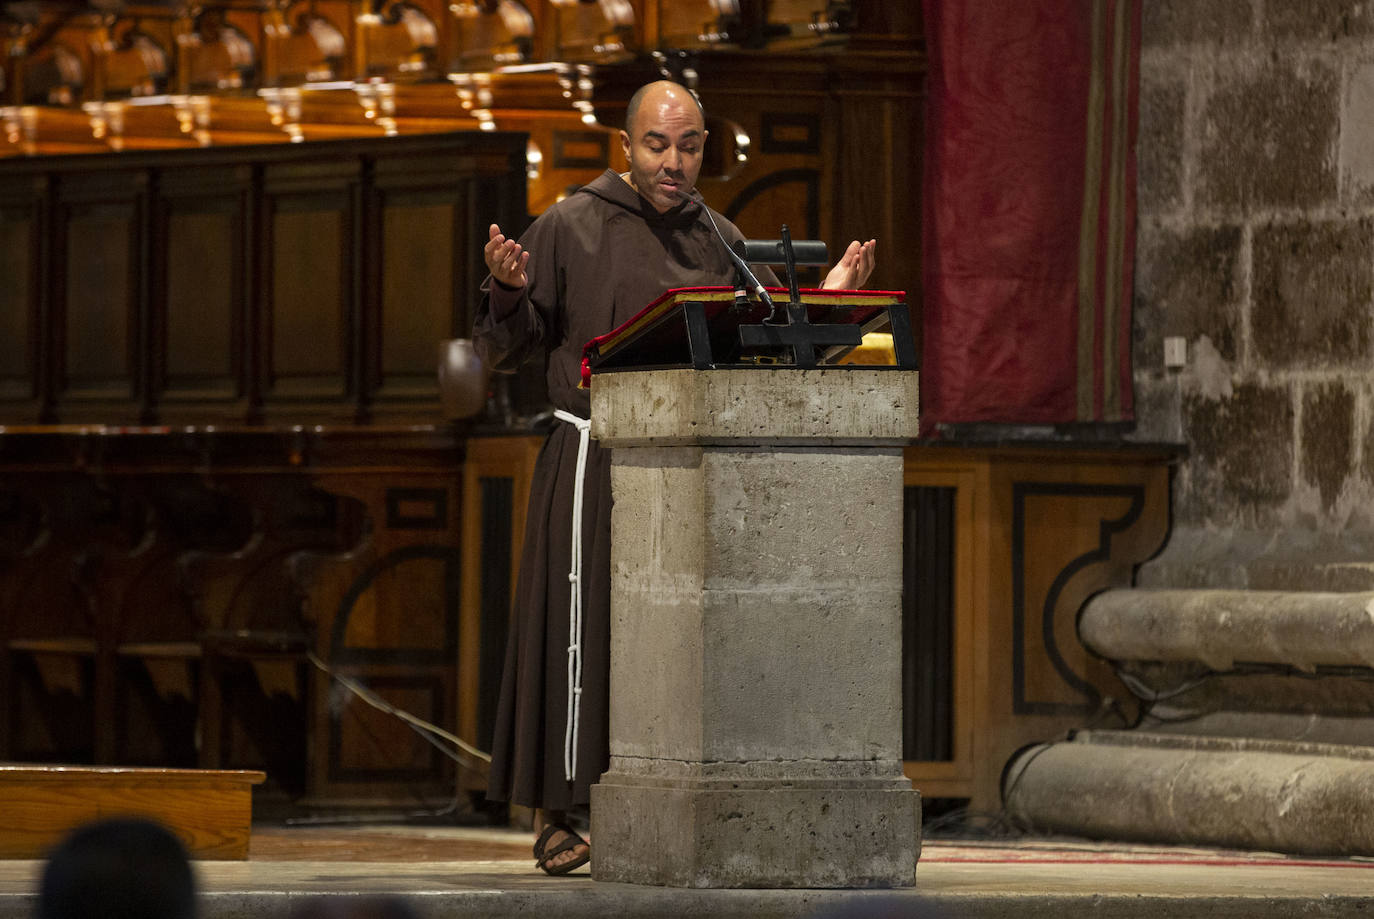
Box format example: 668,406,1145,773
449,0,536,71
270,208,348,385
157,165,252,414
263,161,357,409
333,676,445,778
371,152,470,407
292,451,465,805
683,43,924,312
64,207,134,383
902,445,1176,809
381,202,454,385
904,484,956,763
546,0,636,63
0,132,528,426
166,212,236,380
58,172,146,414
0,189,41,413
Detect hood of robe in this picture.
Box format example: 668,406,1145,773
575,169,707,230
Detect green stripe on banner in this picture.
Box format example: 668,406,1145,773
1103,0,1131,419
1076,0,1108,421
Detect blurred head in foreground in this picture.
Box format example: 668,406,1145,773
38,817,197,919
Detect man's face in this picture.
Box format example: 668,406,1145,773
620,90,708,213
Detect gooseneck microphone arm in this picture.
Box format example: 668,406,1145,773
690,189,776,315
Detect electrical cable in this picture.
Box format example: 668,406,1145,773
1112,666,1214,703
305,651,491,770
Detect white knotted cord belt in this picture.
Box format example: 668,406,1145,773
553,408,591,782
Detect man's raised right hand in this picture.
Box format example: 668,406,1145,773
484,223,530,289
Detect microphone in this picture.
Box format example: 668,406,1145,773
688,189,776,315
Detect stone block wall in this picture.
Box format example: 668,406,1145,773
1132,0,1374,588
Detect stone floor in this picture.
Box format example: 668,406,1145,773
3,823,1373,918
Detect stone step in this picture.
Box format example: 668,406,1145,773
1014,588,1374,856
1081,587,1374,671
1002,729,1374,857
0,765,264,860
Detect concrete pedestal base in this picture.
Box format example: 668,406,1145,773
589,369,921,888
593,766,919,887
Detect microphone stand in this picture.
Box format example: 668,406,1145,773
691,190,776,317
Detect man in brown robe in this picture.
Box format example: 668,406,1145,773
474,80,876,874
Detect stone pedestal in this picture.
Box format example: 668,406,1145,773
589,368,921,888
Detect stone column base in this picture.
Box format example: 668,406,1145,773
592,763,921,888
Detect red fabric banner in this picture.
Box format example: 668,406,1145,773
921,0,1140,432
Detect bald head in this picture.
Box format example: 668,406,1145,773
624,81,705,135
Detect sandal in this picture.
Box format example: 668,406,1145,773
533,822,590,875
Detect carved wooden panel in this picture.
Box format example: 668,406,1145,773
0,182,43,416
167,212,235,382
0,214,33,392
296,466,463,804
184,476,356,791
1012,483,1157,716
449,0,536,70
158,166,252,414
831,65,924,303
57,172,146,414
367,144,523,412
0,428,464,809
262,161,357,410
1,133,526,425
900,461,979,802
546,0,636,62
380,200,454,393
900,445,1175,810
695,66,836,286
0,476,102,762
643,0,741,49
65,209,134,386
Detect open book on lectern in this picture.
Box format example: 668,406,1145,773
580,286,916,386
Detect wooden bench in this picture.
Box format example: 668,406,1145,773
0,765,264,859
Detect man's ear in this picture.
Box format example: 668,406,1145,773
619,130,631,164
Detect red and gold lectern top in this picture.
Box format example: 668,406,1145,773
581,286,911,387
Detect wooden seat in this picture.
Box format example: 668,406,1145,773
180,479,360,797
449,0,535,71
0,476,126,763
0,764,265,860
8,638,98,655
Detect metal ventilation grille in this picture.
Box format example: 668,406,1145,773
903,485,955,762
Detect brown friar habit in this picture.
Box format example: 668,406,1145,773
474,169,778,810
